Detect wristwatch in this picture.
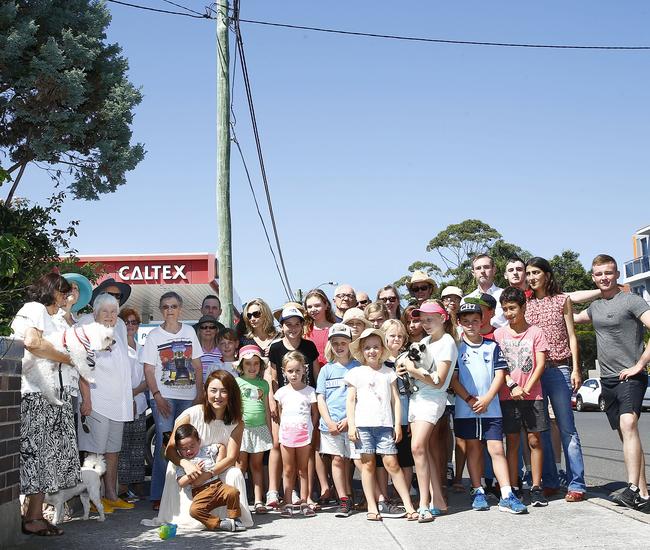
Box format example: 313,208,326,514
464,395,476,403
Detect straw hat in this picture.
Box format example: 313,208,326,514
349,327,390,364
341,307,371,328
407,271,438,291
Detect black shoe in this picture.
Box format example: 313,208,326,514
612,484,639,509
633,495,650,514
334,498,353,518
377,500,406,518
530,486,548,507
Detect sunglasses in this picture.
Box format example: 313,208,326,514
80,415,90,434
357,299,369,306
380,296,397,303
411,285,431,293
160,304,179,310
124,320,139,326
200,324,217,330
103,291,123,300
247,311,262,319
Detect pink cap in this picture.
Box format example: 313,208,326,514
412,302,449,321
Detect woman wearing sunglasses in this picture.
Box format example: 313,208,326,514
239,298,280,358
197,315,238,379
376,285,402,320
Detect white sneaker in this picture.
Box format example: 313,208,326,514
291,490,301,505
219,518,246,532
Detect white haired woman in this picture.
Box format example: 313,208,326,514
77,293,134,513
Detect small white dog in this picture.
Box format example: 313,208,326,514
396,340,440,394
45,454,106,525
23,322,115,406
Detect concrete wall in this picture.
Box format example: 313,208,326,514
0,337,23,549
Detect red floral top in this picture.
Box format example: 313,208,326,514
525,294,571,363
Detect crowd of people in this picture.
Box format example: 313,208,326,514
10,252,650,536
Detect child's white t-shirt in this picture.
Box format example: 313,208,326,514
274,385,317,447
344,365,397,428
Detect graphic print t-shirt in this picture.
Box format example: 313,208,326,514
142,324,203,400
494,325,548,401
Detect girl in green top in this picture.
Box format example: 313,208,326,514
235,345,273,514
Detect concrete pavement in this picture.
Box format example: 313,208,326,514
13,486,649,550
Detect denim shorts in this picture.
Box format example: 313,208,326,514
355,426,397,455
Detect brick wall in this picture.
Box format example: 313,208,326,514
0,337,23,548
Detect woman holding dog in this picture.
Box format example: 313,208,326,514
10,273,81,536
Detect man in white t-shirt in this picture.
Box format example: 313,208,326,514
464,254,506,328
142,291,204,509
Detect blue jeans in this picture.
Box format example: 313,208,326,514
150,397,194,501
541,366,586,493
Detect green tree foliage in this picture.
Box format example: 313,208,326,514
549,250,594,294
0,193,103,335
0,0,145,203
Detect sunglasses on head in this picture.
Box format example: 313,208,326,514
380,296,397,303
200,324,217,330
247,311,262,319
411,285,430,293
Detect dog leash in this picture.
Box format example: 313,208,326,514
63,326,96,368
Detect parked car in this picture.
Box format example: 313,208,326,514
575,378,605,412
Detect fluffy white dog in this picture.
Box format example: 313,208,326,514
23,322,114,406
45,454,106,525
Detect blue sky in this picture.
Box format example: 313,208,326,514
18,1,650,308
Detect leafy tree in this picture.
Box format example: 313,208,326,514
549,250,594,294
0,0,145,203
0,192,102,334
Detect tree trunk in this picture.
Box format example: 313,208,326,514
5,162,26,205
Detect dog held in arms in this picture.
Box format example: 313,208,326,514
45,454,107,524
22,322,115,406
395,340,440,394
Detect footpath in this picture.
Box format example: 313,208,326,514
13,486,650,550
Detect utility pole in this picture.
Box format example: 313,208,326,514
216,0,233,328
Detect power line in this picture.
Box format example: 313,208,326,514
105,1,650,51
106,0,209,18
233,6,295,299
237,18,650,51
160,0,205,17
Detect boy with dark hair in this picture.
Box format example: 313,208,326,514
575,254,650,512
452,302,527,514
495,287,550,507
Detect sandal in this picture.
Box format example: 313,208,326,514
405,511,419,521
21,518,63,536
300,503,316,517
254,501,268,514
280,505,294,518
366,512,383,522
307,500,321,511
452,482,465,493
417,507,434,523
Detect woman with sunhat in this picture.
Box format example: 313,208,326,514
407,271,438,306
53,272,93,328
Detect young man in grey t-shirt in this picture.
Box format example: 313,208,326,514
575,254,650,512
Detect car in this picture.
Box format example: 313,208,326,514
575,378,605,412
644,379,650,412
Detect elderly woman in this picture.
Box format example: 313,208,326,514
77,294,134,513
117,308,148,499
11,273,80,537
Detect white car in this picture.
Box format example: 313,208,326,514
575,378,605,412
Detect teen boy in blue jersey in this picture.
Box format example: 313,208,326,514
451,303,527,514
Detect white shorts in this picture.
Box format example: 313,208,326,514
77,410,124,453
319,431,359,459
240,424,273,454
408,394,447,425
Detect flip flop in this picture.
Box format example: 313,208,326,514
405,511,419,521
366,512,383,522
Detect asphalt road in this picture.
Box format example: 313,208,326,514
574,411,650,494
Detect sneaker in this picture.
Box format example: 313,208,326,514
612,484,640,509
634,495,650,514
219,518,246,532
521,471,532,490
291,490,301,505
558,469,568,488
498,492,528,514
334,498,353,518
470,490,489,511
530,486,548,507
565,491,585,503
265,490,280,509
446,465,454,486
377,500,406,518
103,497,134,510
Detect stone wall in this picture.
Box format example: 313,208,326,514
0,337,23,549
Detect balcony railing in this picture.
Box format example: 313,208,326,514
625,255,650,278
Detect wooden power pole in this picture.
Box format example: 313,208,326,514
216,0,233,328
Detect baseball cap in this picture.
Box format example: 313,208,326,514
328,323,352,340
457,302,482,317
411,301,449,320
465,293,497,310
279,306,304,323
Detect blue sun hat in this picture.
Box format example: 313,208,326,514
62,273,93,313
